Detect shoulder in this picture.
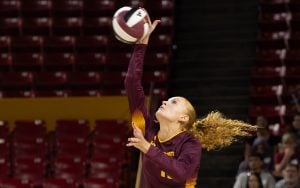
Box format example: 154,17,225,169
180,132,202,149
275,179,285,187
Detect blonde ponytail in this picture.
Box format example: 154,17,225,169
187,111,257,151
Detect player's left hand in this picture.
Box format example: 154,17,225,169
126,124,151,153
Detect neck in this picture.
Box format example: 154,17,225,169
158,122,184,141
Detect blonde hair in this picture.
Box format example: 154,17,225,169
180,98,257,151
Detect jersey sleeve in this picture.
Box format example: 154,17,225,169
124,44,152,129
145,138,202,183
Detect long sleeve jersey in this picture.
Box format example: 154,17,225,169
124,44,202,188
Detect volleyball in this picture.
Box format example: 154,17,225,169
112,6,150,44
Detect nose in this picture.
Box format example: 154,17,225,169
162,101,167,105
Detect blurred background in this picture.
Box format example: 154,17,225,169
0,0,300,187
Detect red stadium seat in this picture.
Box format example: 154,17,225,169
94,120,128,135
258,13,290,32
0,157,10,178
285,49,300,65
0,178,32,188
43,53,75,71
11,36,43,53
0,121,8,139
259,0,288,13
21,0,52,17
12,136,48,158
145,0,174,16
83,0,115,16
148,34,172,52
0,53,12,71
13,119,46,138
107,52,131,67
52,0,83,17
0,17,22,35
0,36,11,52
250,85,283,105
56,119,90,138
75,35,108,52
34,71,67,89
251,66,285,85
82,17,112,35
249,105,286,123
75,53,107,70
256,49,285,66
34,90,67,97
82,178,117,188
44,36,75,52
68,72,101,89
1,90,35,98
1,72,33,90
12,53,43,71
22,17,52,36
42,178,77,188
68,89,101,97
53,17,82,36
0,0,20,17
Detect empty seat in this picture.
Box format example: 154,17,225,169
2,90,35,98
143,70,168,84
44,36,75,52
145,0,174,16
148,34,172,51
0,53,12,71
12,137,48,158
52,0,83,17
83,0,115,16
34,90,67,97
101,71,126,87
41,178,77,188
256,49,285,66
75,35,108,52
0,157,10,178
34,71,67,89
55,119,89,138
285,49,300,65
13,119,46,139
94,120,128,135
43,53,75,71
0,121,8,139
258,13,289,32
251,66,285,85
68,72,101,89
11,36,43,53
82,178,117,188
21,0,51,17
0,0,20,17
82,17,112,35
22,17,52,35
0,178,32,188
75,53,106,70
250,85,283,105
249,105,286,123
259,0,288,13
0,36,11,52
68,89,100,97
1,72,33,90
53,17,82,36
0,17,22,35
107,52,131,67
12,53,43,71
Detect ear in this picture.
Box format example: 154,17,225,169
179,114,189,124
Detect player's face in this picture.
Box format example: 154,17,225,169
155,97,188,123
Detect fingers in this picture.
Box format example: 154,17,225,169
126,137,139,147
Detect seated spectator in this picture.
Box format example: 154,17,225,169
273,132,300,179
246,172,264,188
238,137,273,174
286,113,300,146
244,116,279,160
275,163,300,188
233,153,276,188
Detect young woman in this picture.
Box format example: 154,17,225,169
125,14,256,188
247,172,264,188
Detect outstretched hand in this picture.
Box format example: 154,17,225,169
137,9,160,45
126,124,151,153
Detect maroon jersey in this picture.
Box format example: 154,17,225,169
125,44,202,188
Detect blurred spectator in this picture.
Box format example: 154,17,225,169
233,153,276,188
275,163,300,188
246,172,264,188
273,132,300,178
238,137,273,174
286,113,300,146
244,116,279,160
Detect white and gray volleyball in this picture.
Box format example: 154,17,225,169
112,7,150,44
